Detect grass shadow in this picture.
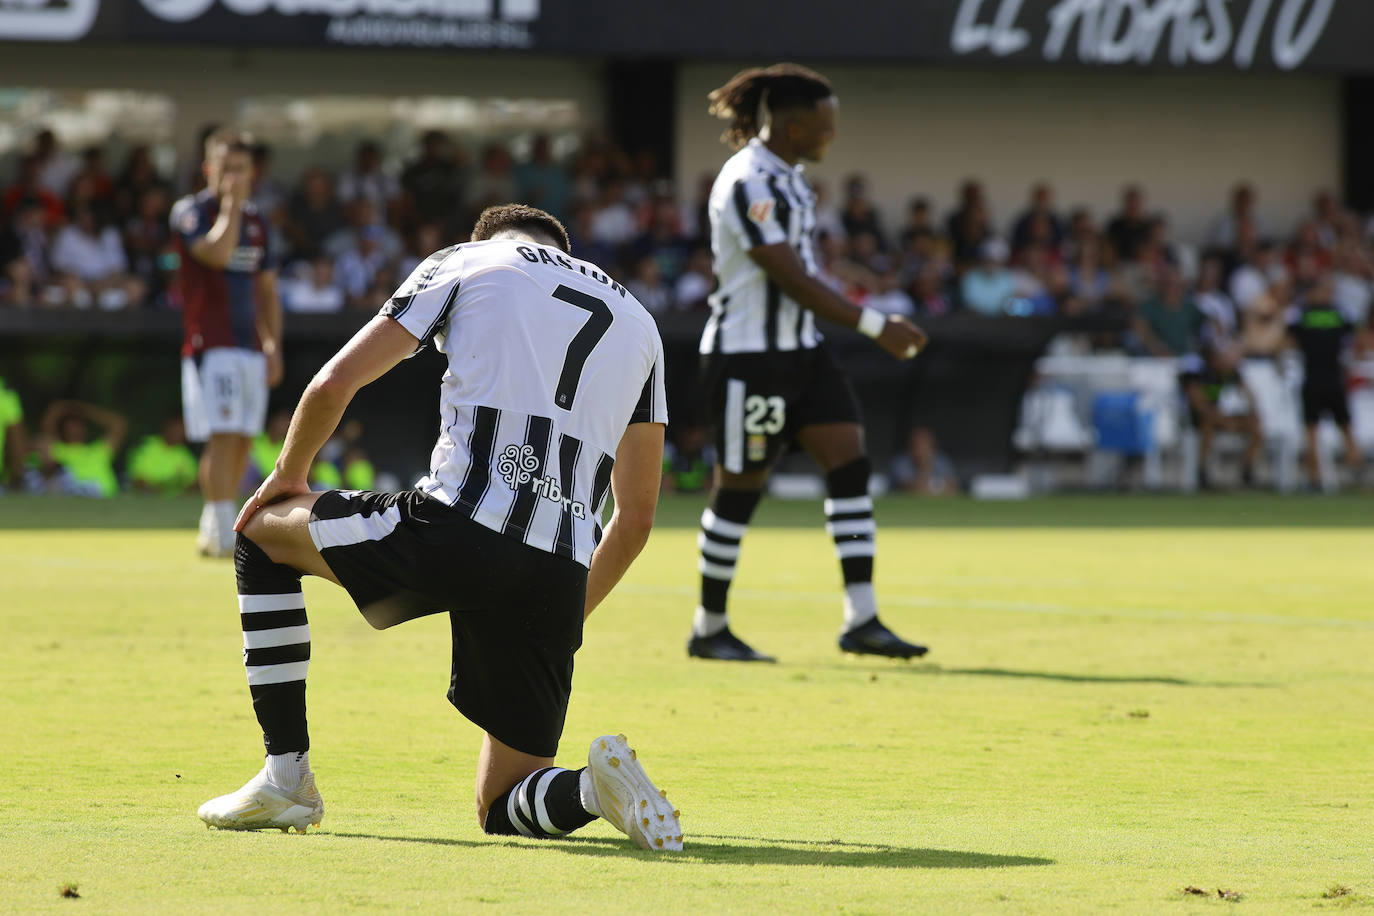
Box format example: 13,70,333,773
837,663,1275,688
329,830,1052,869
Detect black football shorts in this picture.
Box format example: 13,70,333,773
309,489,586,758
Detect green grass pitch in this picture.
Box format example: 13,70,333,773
1,494,1371,913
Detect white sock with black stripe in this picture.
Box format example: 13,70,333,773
825,459,878,630
483,767,597,838
235,534,312,772
695,489,763,637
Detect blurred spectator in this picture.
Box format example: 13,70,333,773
249,143,288,218
3,155,65,226
960,237,1014,316
50,205,146,309
284,257,345,314
1010,244,1058,315
402,130,463,228
1286,220,1332,276
1239,289,1289,357
1194,253,1238,343
122,185,175,306
661,425,715,494
866,265,915,317
1228,238,1282,312
324,196,402,262
1311,189,1342,249
674,245,714,310
626,255,671,313
588,178,637,249
840,174,887,251
73,148,114,208
0,376,26,487
1106,184,1150,262
514,135,571,224
1134,266,1202,356
1211,182,1260,250
284,167,345,263
947,180,990,268
1067,233,1111,310
398,222,446,278
630,191,692,284
36,399,127,498
1286,275,1363,483
685,172,715,243
898,197,934,250
127,417,197,495
889,427,958,496
1064,207,1098,260
338,140,400,219
811,179,845,240
342,446,376,491
1,197,52,304
1011,183,1065,254
1330,240,1373,327
334,224,391,308
911,260,953,317
1179,341,1260,490
464,143,518,217
113,145,166,224
33,129,79,198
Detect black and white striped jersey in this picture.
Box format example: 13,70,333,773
379,239,667,568
702,138,823,355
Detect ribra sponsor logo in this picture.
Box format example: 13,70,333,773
137,0,539,22
0,0,99,40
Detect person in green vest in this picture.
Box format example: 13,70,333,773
39,399,128,498
662,425,716,494
251,410,292,482
128,418,199,495
341,446,376,491
0,377,27,489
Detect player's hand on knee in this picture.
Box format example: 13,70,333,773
876,316,927,361
235,469,311,532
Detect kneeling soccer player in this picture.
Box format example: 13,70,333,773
198,205,681,851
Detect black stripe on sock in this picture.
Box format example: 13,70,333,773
700,527,742,547
826,509,873,523
240,607,308,631
244,643,311,668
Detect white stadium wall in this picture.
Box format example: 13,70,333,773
676,63,1342,247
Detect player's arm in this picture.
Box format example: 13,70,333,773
749,243,925,359
234,316,416,529
584,421,665,620
189,176,246,270
255,269,285,387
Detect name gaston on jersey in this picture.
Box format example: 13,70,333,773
498,442,589,520
514,245,628,297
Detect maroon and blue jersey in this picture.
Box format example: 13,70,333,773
170,190,275,357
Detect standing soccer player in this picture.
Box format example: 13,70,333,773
690,64,928,662
171,129,284,557
197,205,682,851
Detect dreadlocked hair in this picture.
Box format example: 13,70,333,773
707,63,833,149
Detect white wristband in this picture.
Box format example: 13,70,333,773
856,307,886,339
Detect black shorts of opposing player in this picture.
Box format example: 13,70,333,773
702,345,861,474
235,533,310,755
310,489,587,758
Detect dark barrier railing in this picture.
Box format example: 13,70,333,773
0,309,1118,484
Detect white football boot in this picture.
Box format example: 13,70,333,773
586,734,682,851
198,767,323,833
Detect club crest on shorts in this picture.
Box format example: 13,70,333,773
747,199,774,225
747,434,767,462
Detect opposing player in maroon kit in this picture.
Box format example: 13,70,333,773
171,129,284,557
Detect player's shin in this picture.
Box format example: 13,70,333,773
824,458,877,629
235,533,311,789
695,488,763,636
482,768,597,838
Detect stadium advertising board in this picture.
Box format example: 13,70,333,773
0,0,1367,73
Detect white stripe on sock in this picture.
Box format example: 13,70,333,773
835,540,876,559
698,532,741,560
824,496,872,515
308,504,403,551
699,557,736,580
532,769,562,835
242,625,311,650
238,593,306,614
246,660,310,686
702,509,747,540
826,519,877,538
507,781,535,837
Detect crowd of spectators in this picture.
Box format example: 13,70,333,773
4,125,1374,365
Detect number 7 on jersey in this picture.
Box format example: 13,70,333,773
551,284,613,410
